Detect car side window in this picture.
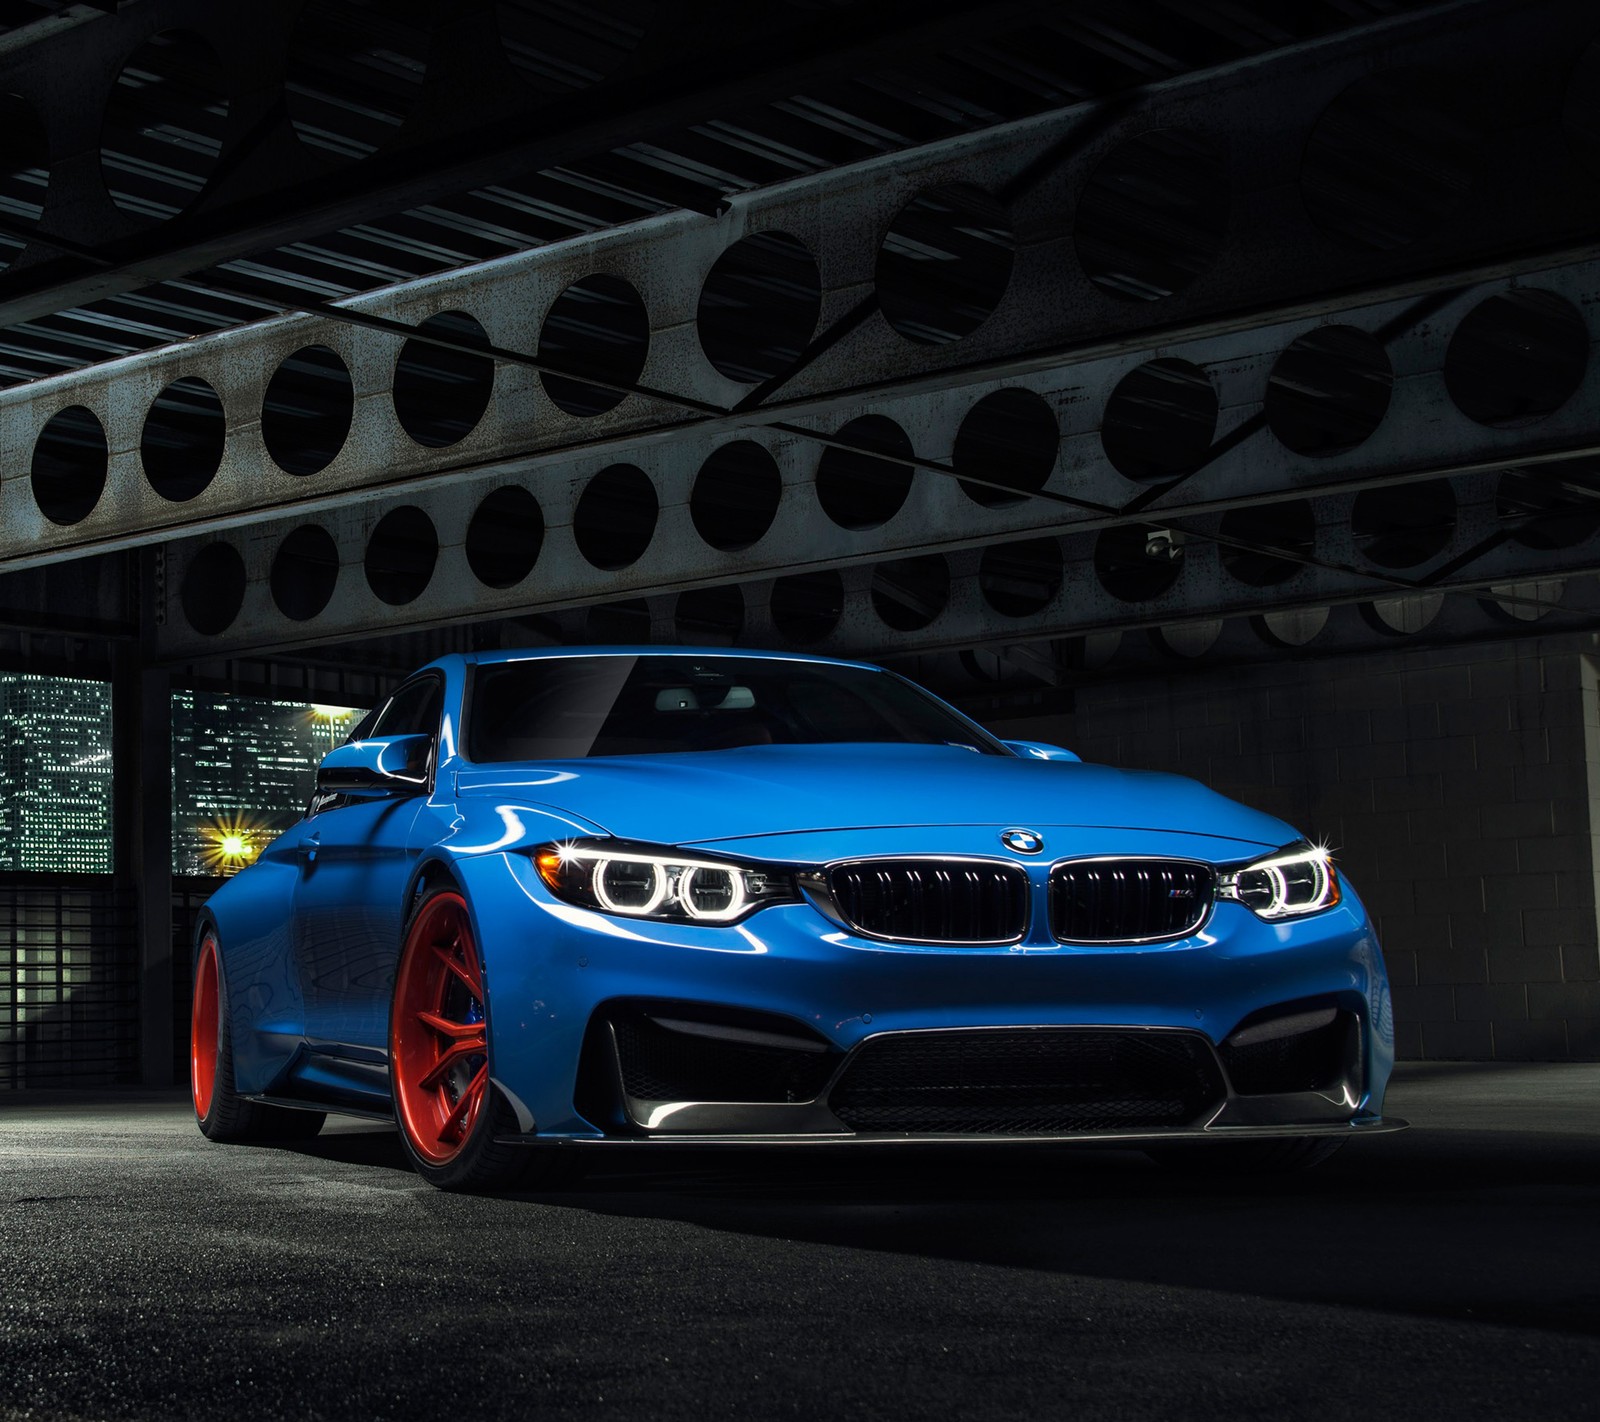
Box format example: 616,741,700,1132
372,676,443,741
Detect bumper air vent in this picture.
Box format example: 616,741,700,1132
606,1004,839,1106
1219,1003,1352,1095
827,1027,1225,1134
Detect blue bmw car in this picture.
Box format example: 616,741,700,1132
189,647,1399,1189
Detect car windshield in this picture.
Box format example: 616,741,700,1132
466,655,1005,761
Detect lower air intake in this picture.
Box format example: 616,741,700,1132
610,1012,837,1105
1220,1009,1351,1095
827,1028,1225,1134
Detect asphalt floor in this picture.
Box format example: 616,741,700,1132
3,1063,1599,1421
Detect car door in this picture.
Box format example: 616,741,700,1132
292,674,442,1051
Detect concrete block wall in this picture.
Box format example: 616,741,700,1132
1009,636,1600,1061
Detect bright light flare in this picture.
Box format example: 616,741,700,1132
201,816,265,876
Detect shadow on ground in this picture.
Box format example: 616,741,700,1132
272,1102,1600,1338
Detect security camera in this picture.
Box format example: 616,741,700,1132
1144,527,1184,561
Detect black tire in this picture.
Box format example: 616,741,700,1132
192,930,326,1143
390,885,579,1193
1144,1136,1345,1175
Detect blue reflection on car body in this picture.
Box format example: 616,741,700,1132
198,647,1397,1166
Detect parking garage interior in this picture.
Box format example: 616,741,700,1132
3,0,1600,1415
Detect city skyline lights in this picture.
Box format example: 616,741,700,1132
0,674,369,877
172,692,364,876
0,674,114,873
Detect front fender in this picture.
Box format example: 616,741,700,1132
199,849,305,1096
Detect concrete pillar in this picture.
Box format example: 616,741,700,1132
113,648,172,1088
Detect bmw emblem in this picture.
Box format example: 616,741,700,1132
1000,828,1044,855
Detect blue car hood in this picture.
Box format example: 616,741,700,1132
452,743,1295,852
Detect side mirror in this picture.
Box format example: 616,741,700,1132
1003,739,1080,763
316,734,432,793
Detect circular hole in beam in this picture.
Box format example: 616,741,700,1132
871,555,950,631
141,376,225,503
690,442,782,552
1351,480,1457,568
1094,524,1185,602
1046,634,1121,675
101,30,231,221
539,274,650,417
675,585,744,645
1151,620,1222,659
585,599,652,643
1360,593,1443,636
364,505,438,605
816,415,915,530
574,463,657,569
1218,500,1316,586
262,344,354,476
697,231,822,384
182,542,246,636
1253,606,1329,648
1495,459,1600,549
394,310,495,448
0,93,48,270
1482,579,1565,625
1265,325,1393,457
770,570,843,644
1101,358,1218,484
979,538,1063,617
1076,128,1229,301
953,388,1058,507
285,0,433,162
466,485,544,588
1300,70,1479,251
1443,288,1589,428
496,0,657,96
876,183,1014,345
32,405,107,526
270,524,340,622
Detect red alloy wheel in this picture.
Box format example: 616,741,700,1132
391,893,490,1165
190,935,220,1121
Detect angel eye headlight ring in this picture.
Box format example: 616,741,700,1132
1218,842,1341,922
592,857,666,915
678,864,747,921
531,839,793,925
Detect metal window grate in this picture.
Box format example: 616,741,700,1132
0,880,137,1088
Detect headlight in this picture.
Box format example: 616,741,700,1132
1217,842,1341,921
530,839,797,924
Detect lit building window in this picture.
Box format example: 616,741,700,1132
0,674,114,873
172,692,365,876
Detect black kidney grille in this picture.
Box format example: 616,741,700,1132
1049,859,1214,942
828,1028,1225,1134
828,860,1027,942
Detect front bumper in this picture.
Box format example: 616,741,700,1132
457,851,1397,1145
498,1120,1408,1151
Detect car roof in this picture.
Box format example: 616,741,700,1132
442,646,889,673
